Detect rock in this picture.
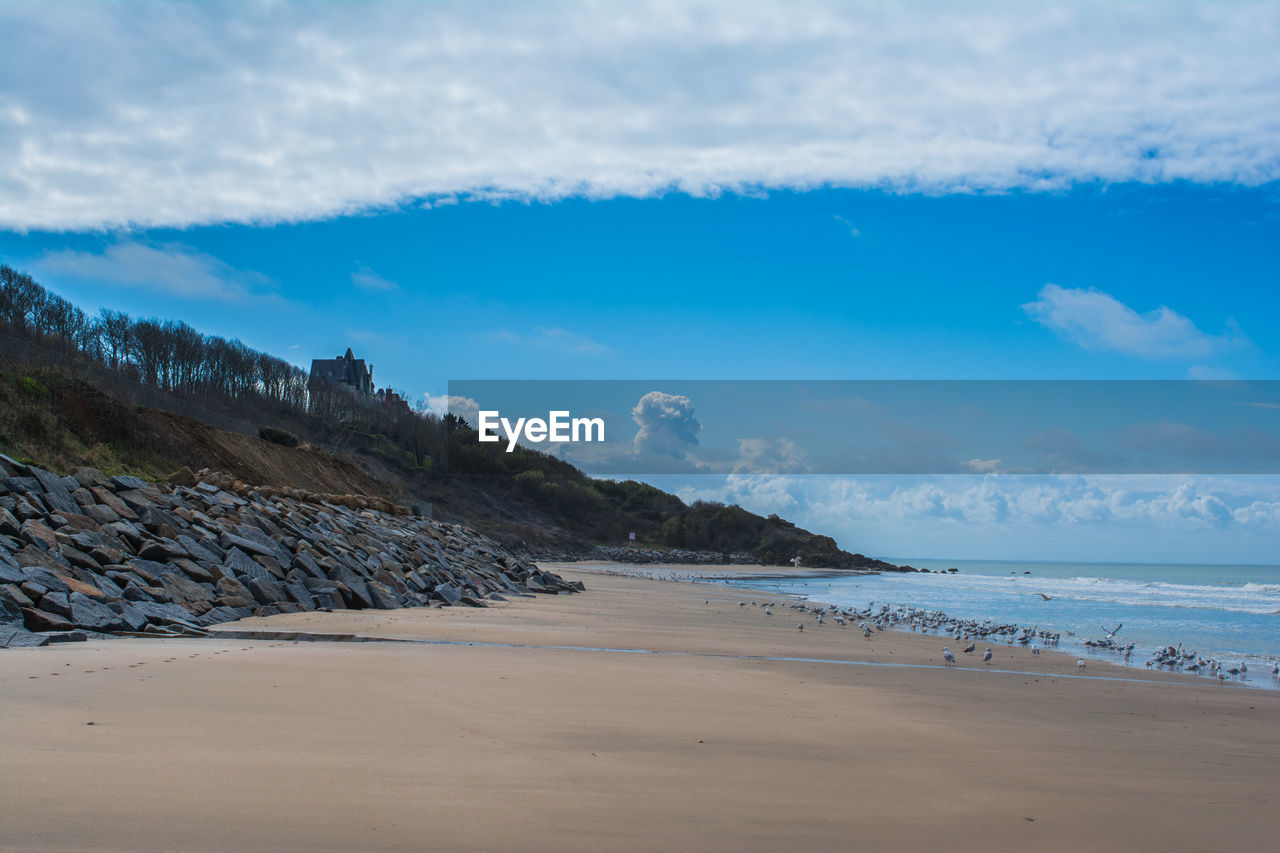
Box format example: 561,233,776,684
166,467,198,487
20,520,59,552
137,540,186,562
176,534,221,564
433,582,463,605
0,453,28,477
216,575,255,600
3,582,35,608
53,571,105,598
70,467,112,489
172,557,218,583
109,475,151,491
335,580,372,609
0,507,20,537
89,487,137,520
29,467,82,516
68,592,126,632
239,576,281,605
81,504,122,524
38,590,72,617
22,606,75,632
366,581,400,610
1,462,579,642
59,544,102,571
16,545,71,573
1,627,50,647
109,599,151,632
159,571,215,603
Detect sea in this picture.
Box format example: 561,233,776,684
713,559,1280,690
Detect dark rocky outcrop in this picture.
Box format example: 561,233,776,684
0,455,578,647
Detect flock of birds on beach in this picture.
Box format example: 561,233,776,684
606,567,1280,687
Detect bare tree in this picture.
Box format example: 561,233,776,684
97,308,132,370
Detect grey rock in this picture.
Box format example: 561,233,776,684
159,571,215,603
244,577,287,605
0,561,25,584
110,475,151,491
433,582,463,605
109,599,151,631
0,507,20,537
39,590,72,617
1,627,50,648
177,534,221,564
215,575,255,601
68,592,126,632
366,581,400,610
137,539,186,562
29,468,81,516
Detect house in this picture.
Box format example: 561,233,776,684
309,348,374,395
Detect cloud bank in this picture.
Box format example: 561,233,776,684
2,1,1278,231
683,474,1280,534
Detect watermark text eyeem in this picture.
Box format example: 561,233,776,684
477,410,605,452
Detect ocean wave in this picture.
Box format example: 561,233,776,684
873,573,1280,615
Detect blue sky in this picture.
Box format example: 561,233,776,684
1,1,1277,562
5,184,1278,389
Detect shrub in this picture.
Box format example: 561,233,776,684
258,425,299,447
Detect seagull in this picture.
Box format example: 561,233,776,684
1101,623,1123,639
1033,593,1053,601
982,648,992,663
943,647,957,665
963,642,976,654
797,623,804,632
1076,659,1087,671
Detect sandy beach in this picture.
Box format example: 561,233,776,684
2,562,1277,852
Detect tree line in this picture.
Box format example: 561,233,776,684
1,264,310,407
0,263,464,470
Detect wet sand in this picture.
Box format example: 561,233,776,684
1,563,1277,851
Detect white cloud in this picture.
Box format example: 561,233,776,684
3,1,1278,230
351,264,398,292
1188,365,1239,380
420,393,481,424
680,473,1280,533
36,242,270,302
487,327,611,355
1022,284,1247,360
632,391,702,459
733,437,809,474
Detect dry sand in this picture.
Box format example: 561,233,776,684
2,562,1277,851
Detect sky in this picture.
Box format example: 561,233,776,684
1,0,1278,563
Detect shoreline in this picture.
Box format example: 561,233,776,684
577,561,1279,692
3,562,1277,850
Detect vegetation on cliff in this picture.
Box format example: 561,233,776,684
0,264,893,568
